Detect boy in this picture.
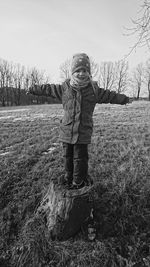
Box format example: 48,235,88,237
29,53,130,189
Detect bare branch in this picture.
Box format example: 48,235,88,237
124,0,150,57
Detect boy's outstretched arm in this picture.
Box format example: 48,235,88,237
95,85,130,105
27,83,63,102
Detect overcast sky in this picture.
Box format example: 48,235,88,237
0,0,148,82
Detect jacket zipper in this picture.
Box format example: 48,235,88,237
71,90,77,142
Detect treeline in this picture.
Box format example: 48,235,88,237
0,58,59,107
0,57,150,107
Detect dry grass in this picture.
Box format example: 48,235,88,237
0,101,150,266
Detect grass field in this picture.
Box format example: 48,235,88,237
0,101,150,266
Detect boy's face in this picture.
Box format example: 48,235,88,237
73,68,89,80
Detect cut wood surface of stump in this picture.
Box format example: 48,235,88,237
37,181,93,240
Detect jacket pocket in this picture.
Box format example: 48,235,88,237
62,116,73,126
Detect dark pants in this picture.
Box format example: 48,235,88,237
63,143,88,185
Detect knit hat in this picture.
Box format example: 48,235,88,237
71,53,91,74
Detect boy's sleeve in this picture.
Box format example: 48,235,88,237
95,85,129,105
29,83,63,102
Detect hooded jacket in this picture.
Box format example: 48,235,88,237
30,79,129,144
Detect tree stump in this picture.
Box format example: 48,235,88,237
37,181,93,240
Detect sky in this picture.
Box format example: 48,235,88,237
0,0,148,82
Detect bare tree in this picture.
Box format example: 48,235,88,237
23,70,31,92
144,58,150,100
115,60,129,93
12,64,25,105
27,67,50,104
126,0,150,52
29,67,50,86
59,59,71,81
0,59,7,106
98,61,116,90
5,62,14,106
131,63,144,99
0,59,14,106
